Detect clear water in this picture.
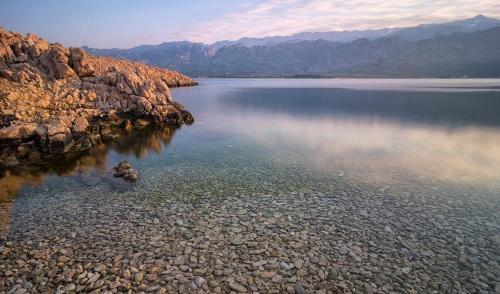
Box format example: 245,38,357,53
2,78,500,206
1,79,500,292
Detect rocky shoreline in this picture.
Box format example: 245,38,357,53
0,176,499,293
0,27,196,169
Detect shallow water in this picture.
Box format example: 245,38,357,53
1,79,500,292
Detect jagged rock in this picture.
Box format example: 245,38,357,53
0,27,197,167
0,123,37,140
113,160,139,182
46,121,70,137
69,47,94,78
49,132,74,154
72,116,89,133
180,109,194,125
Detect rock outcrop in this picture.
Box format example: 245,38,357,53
113,160,139,182
0,27,197,167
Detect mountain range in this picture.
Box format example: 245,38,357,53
85,15,500,78
212,14,500,47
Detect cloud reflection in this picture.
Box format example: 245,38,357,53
213,110,500,188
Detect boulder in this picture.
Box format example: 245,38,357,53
46,122,70,137
180,109,194,125
48,132,74,154
69,47,95,78
113,160,139,182
25,33,49,57
72,116,89,133
55,62,76,79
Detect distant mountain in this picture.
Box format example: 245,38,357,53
211,15,500,48
205,27,500,78
85,16,500,78
386,15,500,41
211,28,396,49
84,41,216,76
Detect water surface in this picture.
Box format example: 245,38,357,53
1,79,499,293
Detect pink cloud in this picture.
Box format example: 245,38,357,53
150,0,500,44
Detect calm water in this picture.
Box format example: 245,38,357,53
1,79,500,292
175,78,500,191
2,78,500,203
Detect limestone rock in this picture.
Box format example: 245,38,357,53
49,132,74,154
69,47,95,78
0,123,37,140
113,160,139,182
0,27,197,167
72,116,89,133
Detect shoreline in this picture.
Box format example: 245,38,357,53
1,174,498,293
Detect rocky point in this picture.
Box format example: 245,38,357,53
0,27,196,168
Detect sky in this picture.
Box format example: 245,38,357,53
1,0,500,48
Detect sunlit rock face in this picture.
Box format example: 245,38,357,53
0,27,196,168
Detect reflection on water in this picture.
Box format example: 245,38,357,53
3,78,499,201
0,125,178,202
0,126,179,239
2,78,500,211
223,113,500,187
0,124,179,238
220,87,500,127
195,78,500,91
174,79,500,192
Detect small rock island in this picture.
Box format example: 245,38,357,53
0,27,197,168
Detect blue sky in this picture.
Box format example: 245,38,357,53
1,0,499,48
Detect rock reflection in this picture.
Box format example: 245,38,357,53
111,124,176,158
0,124,178,201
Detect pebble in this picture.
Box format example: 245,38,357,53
328,269,339,280
280,261,292,270
228,281,247,293
253,260,268,267
63,283,76,291
294,284,306,294
293,259,304,269
194,276,207,287
0,163,498,294
173,256,185,265
134,272,144,283
260,271,276,279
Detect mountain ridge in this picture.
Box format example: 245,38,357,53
90,15,500,50
85,15,500,78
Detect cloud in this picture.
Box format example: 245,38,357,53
154,0,500,44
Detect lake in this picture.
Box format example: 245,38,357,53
1,79,499,293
